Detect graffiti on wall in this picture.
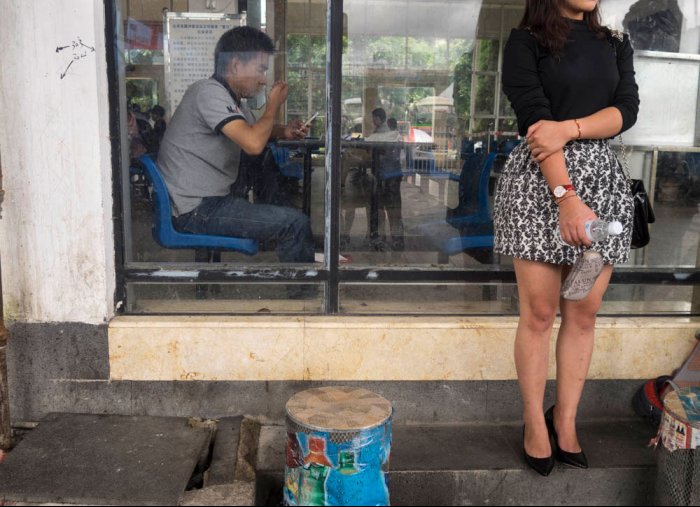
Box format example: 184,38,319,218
56,37,95,79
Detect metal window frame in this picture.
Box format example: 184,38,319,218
112,0,700,317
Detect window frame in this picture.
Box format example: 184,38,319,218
109,0,700,316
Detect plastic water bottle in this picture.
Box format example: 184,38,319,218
585,219,623,242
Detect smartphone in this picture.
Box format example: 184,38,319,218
304,112,320,127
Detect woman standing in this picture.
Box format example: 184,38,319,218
494,0,639,476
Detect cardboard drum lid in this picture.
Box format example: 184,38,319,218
286,386,393,432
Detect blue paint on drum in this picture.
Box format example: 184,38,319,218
284,420,392,506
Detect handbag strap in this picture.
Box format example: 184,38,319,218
617,135,632,181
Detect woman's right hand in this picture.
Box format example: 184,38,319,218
558,196,597,247
526,120,577,163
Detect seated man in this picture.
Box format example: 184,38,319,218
158,26,313,264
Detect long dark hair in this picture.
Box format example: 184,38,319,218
520,0,607,55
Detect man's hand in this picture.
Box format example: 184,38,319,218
526,120,578,163
267,81,288,112
283,119,308,140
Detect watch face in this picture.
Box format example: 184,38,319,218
553,186,567,198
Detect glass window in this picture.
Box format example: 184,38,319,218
112,0,700,316
600,1,700,314
116,0,327,313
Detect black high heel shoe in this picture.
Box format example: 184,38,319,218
522,426,555,477
545,406,588,469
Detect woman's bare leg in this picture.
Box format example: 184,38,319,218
513,258,562,458
554,265,612,452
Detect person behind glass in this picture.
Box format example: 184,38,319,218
494,0,639,476
127,110,149,160
149,104,167,153
365,108,405,251
157,26,314,264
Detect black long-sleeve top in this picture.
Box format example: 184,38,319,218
502,20,640,137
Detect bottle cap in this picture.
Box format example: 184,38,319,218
608,221,623,236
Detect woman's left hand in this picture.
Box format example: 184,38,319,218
526,120,576,162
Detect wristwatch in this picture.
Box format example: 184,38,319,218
552,184,575,199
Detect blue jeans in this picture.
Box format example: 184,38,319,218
173,196,314,263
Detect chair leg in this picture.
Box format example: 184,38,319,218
194,249,210,263
195,249,222,299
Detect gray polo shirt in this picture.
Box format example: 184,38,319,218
158,78,255,216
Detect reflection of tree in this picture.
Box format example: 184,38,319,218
453,38,497,136
380,87,432,122
124,49,161,112
286,33,471,135
474,40,496,118
453,50,472,133
126,79,157,113
287,34,326,67
128,49,158,65
286,34,327,134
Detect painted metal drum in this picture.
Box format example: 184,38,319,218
655,386,700,505
284,386,393,506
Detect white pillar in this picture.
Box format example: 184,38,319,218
0,0,115,323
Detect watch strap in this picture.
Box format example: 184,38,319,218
552,184,575,198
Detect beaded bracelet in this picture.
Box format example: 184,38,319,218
573,119,582,139
555,193,577,206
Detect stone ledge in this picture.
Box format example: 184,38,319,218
108,316,700,381
109,315,700,329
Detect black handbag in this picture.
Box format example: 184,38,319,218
630,178,655,249
618,137,655,249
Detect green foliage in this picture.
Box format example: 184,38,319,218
285,32,481,136
126,78,158,112
128,49,162,65
287,34,326,67
474,39,497,118
286,35,327,128
453,50,473,130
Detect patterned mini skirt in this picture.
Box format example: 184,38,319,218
493,139,633,265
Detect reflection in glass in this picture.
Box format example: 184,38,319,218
474,38,499,72
474,74,496,116
114,0,700,316
339,0,505,271
499,89,514,118
340,283,518,315
126,283,323,314
122,1,328,268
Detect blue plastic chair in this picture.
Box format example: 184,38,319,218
136,154,258,256
500,139,520,154
419,152,497,261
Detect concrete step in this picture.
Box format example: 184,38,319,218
0,414,258,506
0,413,212,506
256,419,659,506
